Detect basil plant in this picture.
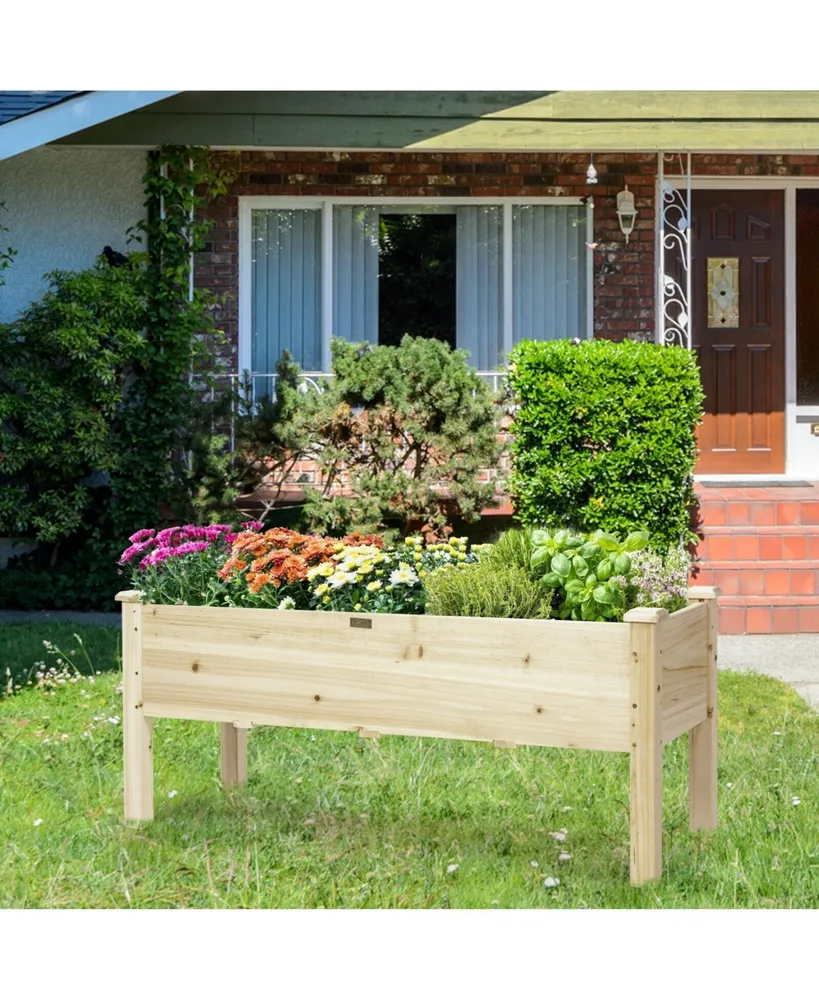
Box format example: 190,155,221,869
530,527,649,622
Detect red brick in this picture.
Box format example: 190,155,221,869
708,534,733,560
701,503,727,526
758,534,782,560
790,570,816,596
797,606,819,632
746,607,773,633
727,502,752,525
719,607,746,634
739,571,766,596
809,536,819,560
714,570,739,595
782,535,808,560
777,502,801,525
772,607,799,633
764,570,791,596
733,535,759,560
801,502,819,525
751,503,776,526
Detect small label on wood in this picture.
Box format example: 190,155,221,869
350,617,372,629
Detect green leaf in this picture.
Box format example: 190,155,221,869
596,558,613,581
551,553,572,578
596,533,620,552
624,530,650,552
614,553,632,575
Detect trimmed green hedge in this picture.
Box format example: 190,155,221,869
506,339,704,551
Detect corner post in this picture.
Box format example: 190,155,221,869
220,723,248,787
624,606,668,886
686,586,721,831
116,590,154,821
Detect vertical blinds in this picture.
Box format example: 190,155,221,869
250,203,588,374
333,205,379,345
250,208,322,378
456,206,503,370
512,204,588,343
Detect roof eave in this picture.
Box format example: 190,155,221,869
0,90,180,161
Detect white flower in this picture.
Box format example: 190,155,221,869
33,818,43,827
306,565,324,582
561,806,572,813
446,864,459,874
548,830,567,842
726,783,734,789
277,597,296,610
558,852,573,863
529,860,538,868
107,716,120,726
773,731,783,736
366,580,382,593
543,877,560,888
389,567,419,587
168,790,178,799
329,571,357,589
792,796,801,806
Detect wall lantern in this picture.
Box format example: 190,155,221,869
616,185,638,243
585,155,598,185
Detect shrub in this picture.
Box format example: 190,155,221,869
507,339,704,551
425,559,552,620
301,335,504,542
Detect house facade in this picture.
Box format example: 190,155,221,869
1,90,818,632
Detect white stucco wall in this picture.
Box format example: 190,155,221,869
0,146,147,323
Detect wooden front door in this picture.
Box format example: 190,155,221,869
691,190,786,474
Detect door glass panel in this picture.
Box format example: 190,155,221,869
707,257,739,328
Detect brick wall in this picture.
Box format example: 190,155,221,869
195,150,819,510
195,150,662,370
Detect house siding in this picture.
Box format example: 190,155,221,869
0,146,147,323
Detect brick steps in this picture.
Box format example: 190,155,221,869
694,485,819,634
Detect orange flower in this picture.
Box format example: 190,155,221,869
342,532,384,548
249,572,272,593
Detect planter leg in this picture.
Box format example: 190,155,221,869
220,724,248,787
625,607,667,886
121,597,154,822
686,587,720,830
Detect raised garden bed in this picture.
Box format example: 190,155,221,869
116,585,720,886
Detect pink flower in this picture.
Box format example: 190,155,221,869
118,539,155,565
241,520,264,532
169,541,210,558
128,528,156,545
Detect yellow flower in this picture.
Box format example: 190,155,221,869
354,603,363,611
314,583,330,597
360,561,374,574
319,562,335,577
399,561,411,571
322,595,331,604
414,552,423,562
356,573,365,582
457,552,467,561
418,570,426,579
366,580,382,592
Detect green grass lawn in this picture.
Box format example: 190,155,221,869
1,623,817,908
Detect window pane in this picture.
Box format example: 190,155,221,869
457,206,503,369
251,209,322,385
512,204,588,342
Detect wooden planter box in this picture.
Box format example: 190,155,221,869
116,585,720,885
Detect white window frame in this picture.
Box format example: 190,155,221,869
238,195,595,378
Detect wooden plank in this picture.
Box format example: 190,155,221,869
625,607,666,885
139,606,632,752
219,723,247,787
661,603,708,671
122,601,154,821
661,665,708,743
56,112,819,152
688,592,719,830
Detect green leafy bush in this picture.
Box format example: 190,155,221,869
302,335,504,541
425,559,552,620
507,339,704,551
530,527,648,621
